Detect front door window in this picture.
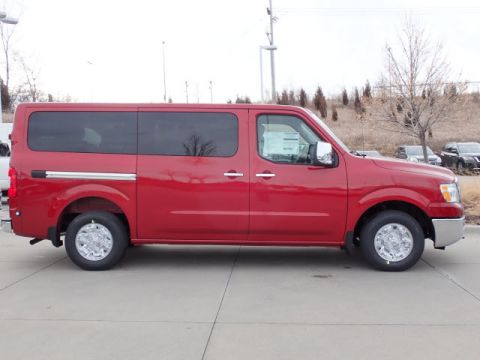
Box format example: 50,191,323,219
257,114,321,165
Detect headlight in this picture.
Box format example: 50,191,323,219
463,156,474,161
440,183,460,203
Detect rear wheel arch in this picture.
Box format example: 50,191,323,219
57,196,132,241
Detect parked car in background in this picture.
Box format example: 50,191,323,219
0,141,10,195
356,150,383,158
394,145,442,166
440,142,480,172
0,123,13,146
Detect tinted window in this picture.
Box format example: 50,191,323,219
139,112,238,157
257,114,321,164
28,112,137,154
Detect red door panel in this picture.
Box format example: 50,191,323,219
136,108,249,242
248,109,348,245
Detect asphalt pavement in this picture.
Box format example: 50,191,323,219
1,205,480,360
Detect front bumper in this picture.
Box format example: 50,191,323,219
432,217,465,248
1,218,12,233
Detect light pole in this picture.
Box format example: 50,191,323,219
209,81,213,103
0,12,18,123
162,41,167,103
266,0,277,101
259,45,277,102
185,81,189,103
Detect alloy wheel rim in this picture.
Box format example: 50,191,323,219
75,222,113,261
374,223,414,262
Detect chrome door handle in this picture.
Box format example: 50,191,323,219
224,172,244,177
256,173,276,178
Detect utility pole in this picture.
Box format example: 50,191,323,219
185,81,189,103
209,81,213,103
259,45,276,103
267,0,276,101
162,41,167,102
259,47,264,102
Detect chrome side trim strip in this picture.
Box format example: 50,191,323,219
45,171,137,181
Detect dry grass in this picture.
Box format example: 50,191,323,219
459,178,480,225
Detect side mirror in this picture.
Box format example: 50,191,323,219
313,141,334,167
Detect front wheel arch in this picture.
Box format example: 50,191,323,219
353,201,434,243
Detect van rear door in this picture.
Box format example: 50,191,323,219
136,108,249,242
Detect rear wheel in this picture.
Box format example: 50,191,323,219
360,210,424,271
457,161,465,174
65,211,128,270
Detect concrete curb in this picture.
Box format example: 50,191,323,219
465,224,480,235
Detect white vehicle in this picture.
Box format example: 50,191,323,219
0,123,12,145
0,123,12,194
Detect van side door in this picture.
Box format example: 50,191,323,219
136,108,249,242
248,109,348,244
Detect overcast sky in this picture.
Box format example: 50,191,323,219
2,0,480,103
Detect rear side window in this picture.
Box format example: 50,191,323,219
138,112,238,157
28,112,137,154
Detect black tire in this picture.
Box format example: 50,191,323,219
360,210,425,271
457,161,465,174
65,211,128,270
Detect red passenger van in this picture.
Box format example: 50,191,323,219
2,103,464,271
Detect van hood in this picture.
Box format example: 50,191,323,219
372,157,455,182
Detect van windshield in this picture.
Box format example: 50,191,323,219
305,109,350,153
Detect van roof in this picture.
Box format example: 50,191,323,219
16,102,305,112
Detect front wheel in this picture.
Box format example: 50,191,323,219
360,210,425,271
65,211,129,270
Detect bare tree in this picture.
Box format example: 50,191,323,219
0,22,15,88
183,134,216,156
19,55,42,102
10,55,45,105
381,19,464,162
